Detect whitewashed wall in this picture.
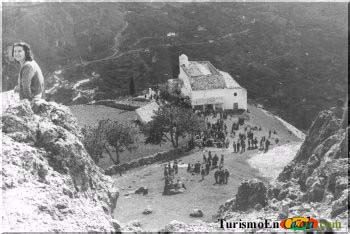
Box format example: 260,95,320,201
178,67,192,97
223,88,247,110
191,88,247,110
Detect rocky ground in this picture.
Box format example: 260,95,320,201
1,99,139,232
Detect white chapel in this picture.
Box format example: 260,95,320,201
176,54,247,111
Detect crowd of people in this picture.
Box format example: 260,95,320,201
193,111,279,155
162,110,282,194
185,151,230,185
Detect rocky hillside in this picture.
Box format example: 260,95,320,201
2,2,347,130
1,100,136,232
276,108,348,218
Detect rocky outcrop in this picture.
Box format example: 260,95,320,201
214,109,348,230
1,100,120,232
277,110,348,209
216,180,268,217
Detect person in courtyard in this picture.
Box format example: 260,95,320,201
218,169,224,184
259,138,264,151
225,138,230,148
241,140,246,153
224,169,230,184
173,160,178,174
119,166,124,177
275,138,279,145
163,175,173,194
205,162,210,175
208,153,212,167
164,165,169,177
236,141,240,152
203,154,207,164
219,155,224,168
233,141,237,153
212,154,219,168
254,137,258,149
187,163,191,172
195,161,201,173
214,169,219,184
208,152,212,162
201,166,206,181
169,165,174,178
265,139,270,153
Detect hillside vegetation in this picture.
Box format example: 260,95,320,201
2,2,347,129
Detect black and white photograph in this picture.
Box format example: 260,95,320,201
1,1,348,232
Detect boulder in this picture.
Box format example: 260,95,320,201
190,209,203,218
142,207,153,215
135,187,148,195
128,220,142,227
234,180,267,211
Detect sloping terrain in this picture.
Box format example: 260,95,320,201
2,2,347,130
1,100,124,232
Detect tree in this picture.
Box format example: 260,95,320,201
159,84,191,108
81,125,104,164
82,119,138,165
99,119,138,164
141,104,205,148
129,76,136,96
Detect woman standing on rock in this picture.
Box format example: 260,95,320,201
13,42,45,101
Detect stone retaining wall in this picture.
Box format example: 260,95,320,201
105,146,191,175
94,100,140,111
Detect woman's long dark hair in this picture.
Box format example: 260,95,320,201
12,42,34,62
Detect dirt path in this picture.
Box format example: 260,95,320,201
112,105,303,231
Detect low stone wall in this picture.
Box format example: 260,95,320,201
105,146,191,176
94,100,140,111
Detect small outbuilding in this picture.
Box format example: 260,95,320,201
135,101,159,124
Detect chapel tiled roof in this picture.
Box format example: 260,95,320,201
190,75,226,90
181,61,228,90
